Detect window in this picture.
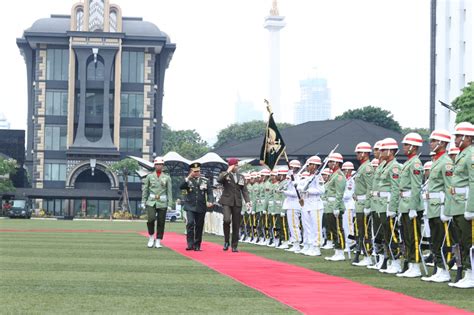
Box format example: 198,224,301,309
46,49,69,81
110,11,117,32
89,0,105,32
87,60,105,81
44,199,64,216
120,127,142,152
120,93,144,117
45,126,67,150
76,9,84,31
126,175,142,183
45,90,68,116
121,51,144,83
44,162,67,181
85,127,103,142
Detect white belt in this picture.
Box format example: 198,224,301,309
379,192,391,198
400,191,412,198
372,191,379,197
453,187,468,195
327,197,336,202
356,195,366,201
426,192,442,199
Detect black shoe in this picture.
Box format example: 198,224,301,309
232,247,239,252
352,252,360,264
185,246,194,251
194,246,201,251
223,242,229,251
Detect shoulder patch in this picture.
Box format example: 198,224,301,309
414,162,421,169
392,167,399,174
445,164,453,171
366,165,372,172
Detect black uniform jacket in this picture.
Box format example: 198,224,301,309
180,177,214,213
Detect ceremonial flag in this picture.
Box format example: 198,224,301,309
259,113,286,170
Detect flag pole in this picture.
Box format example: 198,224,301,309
264,100,304,206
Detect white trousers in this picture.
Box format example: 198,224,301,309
301,209,324,247
286,209,301,244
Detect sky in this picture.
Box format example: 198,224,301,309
0,0,431,145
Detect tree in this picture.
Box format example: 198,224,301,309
213,120,293,149
402,127,430,141
108,158,139,219
162,124,210,160
0,157,17,193
452,81,474,124
335,106,402,133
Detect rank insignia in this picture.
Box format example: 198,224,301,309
413,170,421,175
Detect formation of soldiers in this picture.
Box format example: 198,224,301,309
237,121,474,289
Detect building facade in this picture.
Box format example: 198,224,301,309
430,0,473,130
294,77,331,124
16,0,175,217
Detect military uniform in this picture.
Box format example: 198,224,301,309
180,165,213,251
142,165,173,245
397,154,424,276
324,167,347,253
353,159,374,265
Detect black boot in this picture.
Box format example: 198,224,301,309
402,260,409,273
454,266,463,283
352,252,360,264
223,242,229,251
380,257,388,271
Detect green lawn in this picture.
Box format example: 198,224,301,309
0,219,295,314
1,219,473,313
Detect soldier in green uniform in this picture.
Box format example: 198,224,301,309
377,138,402,274
267,170,280,246
421,129,453,283
396,133,424,277
247,172,259,243
180,162,213,251
368,141,387,270
352,142,374,267
448,122,474,288
142,157,173,249
324,153,347,261
261,170,274,245
276,168,289,249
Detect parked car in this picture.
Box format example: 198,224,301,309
165,209,182,222
7,199,32,219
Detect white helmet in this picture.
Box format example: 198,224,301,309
402,133,423,147
306,155,322,165
301,171,310,178
453,122,474,136
380,138,398,150
153,156,165,164
355,142,372,153
429,129,451,142
373,141,382,150
327,152,343,163
448,146,460,156
260,168,271,176
277,168,288,175
321,168,333,176
342,161,354,170
289,159,301,168
423,161,432,170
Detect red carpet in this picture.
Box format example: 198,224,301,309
142,232,471,315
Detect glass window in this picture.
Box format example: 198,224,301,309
120,127,142,152
87,60,105,81
121,51,144,83
44,162,66,181
46,49,69,81
120,92,143,118
46,91,68,116
98,200,110,218
45,126,67,150
76,9,84,31
110,11,117,32
89,0,105,32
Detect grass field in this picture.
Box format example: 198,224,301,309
1,219,473,314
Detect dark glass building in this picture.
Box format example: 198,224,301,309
16,0,175,217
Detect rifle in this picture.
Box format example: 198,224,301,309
419,219,429,275
388,215,400,261
302,145,339,192
440,219,452,271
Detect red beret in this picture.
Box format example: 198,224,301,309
227,158,239,166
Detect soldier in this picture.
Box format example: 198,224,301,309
447,122,474,288
258,169,271,245
283,160,303,252
352,142,375,267
368,141,387,270
324,153,347,261
180,162,214,251
266,170,280,246
448,146,460,162
320,168,333,249
142,156,173,249
300,156,325,256
378,138,402,274
421,129,453,283
246,172,259,243
396,133,424,277
341,161,356,256
276,168,290,249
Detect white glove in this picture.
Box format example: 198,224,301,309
464,212,474,221
440,208,451,222
408,210,418,219
251,210,255,215
422,210,427,217
140,202,145,209
333,209,340,216
397,212,402,221
280,212,286,217
363,208,371,215
246,202,252,211
386,210,397,218
167,206,172,211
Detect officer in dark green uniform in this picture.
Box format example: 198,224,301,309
180,162,213,251
142,156,173,249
